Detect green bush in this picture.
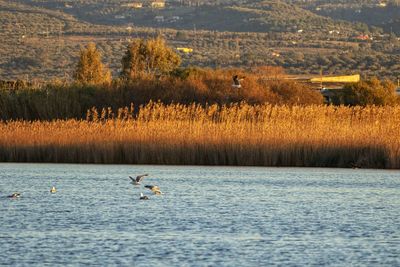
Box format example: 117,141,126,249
342,78,398,106
121,37,181,79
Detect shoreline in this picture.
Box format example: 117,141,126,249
0,161,395,170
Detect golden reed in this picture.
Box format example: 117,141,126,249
1,102,399,168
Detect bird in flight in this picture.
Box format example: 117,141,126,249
232,75,244,89
145,185,162,195
129,174,149,185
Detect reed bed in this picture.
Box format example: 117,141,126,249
1,102,399,168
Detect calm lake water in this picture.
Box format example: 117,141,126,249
0,164,399,266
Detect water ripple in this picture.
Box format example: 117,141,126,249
0,164,399,266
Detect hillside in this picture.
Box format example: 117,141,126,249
299,0,400,35
6,0,399,34
0,0,399,81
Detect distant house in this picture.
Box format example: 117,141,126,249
150,1,165,8
122,2,143,8
354,34,371,41
132,2,143,8
154,16,164,22
377,2,387,7
329,30,340,34
170,16,181,22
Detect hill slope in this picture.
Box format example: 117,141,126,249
1,0,399,81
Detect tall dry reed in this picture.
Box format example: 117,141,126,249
0,103,399,168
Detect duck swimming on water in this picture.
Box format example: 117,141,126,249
139,193,149,200
129,174,149,185
8,192,21,199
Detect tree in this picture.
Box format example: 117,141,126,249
342,78,398,106
120,39,145,79
74,43,111,85
121,37,181,79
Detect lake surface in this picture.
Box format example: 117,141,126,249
0,164,399,266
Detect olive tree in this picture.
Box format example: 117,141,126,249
121,37,181,79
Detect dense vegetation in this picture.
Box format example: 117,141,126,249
1,103,399,168
0,70,324,120
1,36,397,121
338,78,399,106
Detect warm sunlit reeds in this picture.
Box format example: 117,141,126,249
0,68,323,121
1,102,399,168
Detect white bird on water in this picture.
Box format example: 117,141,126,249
129,174,149,185
139,193,149,200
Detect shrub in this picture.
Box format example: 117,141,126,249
342,78,398,106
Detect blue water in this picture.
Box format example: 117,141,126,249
0,164,399,266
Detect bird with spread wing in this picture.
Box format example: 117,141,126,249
145,185,163,195
129,174,149,185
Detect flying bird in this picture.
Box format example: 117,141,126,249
232,75,244,89
145,185,162,195
129,174,149,185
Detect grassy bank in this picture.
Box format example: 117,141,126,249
0,103,399,168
